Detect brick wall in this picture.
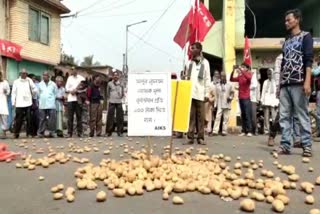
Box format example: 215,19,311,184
0,0,6,39
9,0,62,65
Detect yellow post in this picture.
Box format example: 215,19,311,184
223,0,237,130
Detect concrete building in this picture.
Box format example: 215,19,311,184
0,0,70,83
203,0,320,130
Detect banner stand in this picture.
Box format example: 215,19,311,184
169,81,179,159
147,136,152,160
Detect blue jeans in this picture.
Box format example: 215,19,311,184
316,91,320,135
292,115,301,143
279,85,312,151
239,99,252,134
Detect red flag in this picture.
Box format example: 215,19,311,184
174,1,215,49
243,36,252,66
173,8,193,49
0,39,22,61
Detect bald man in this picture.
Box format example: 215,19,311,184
37,71,58,138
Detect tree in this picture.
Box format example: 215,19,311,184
80,55,101,67
60,53,77,65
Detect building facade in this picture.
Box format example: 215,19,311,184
0,0,70,83
203,0,320,130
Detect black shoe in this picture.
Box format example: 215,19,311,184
118,133,123,137
48,133,55,138
183,139,194,145
14,134,19,139
37,134,44,138
106,133,112,137
89,131,94,138
77,134,83,138
197,139,206,145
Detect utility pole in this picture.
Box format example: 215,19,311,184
124,20,147,84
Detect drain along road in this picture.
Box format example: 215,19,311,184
0,135,319,214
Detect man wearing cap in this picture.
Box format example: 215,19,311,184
65,67,85,138
11,69,38,138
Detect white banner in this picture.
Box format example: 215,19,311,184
128,72,171,136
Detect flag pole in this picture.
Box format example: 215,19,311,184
169,0,195,159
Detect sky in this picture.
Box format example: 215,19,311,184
61,0,192,73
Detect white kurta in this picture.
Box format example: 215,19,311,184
0,80,10,115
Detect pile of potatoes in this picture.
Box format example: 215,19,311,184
13,139,320,212
66,148,305,211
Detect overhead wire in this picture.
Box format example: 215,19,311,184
245,1,257,38
78,0,140,17
128,30,182,61
76,0,110,14
76,9,163,19
128,0,177,52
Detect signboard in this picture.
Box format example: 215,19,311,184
0,39,22,61
128,72,171,136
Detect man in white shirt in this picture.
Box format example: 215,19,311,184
184,42,211,145
11,69,37,139
261,69,279,134
212,72,234,136
250,69,260,135
65,67,85,137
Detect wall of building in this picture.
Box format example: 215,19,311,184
9,0,62,65
235,0,245,47
203,21,223,58
6,58,51,83
0,0,7,39
302,1,320,37
236,50,281,69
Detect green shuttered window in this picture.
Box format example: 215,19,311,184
28,7,50,45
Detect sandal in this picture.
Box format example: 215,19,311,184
302,147,312,157
275,146,291,155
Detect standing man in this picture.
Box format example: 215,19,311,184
205,78,216,135
87,75,103,137
185,42,211,145
37,72,57,138
0,71,10,139
106,71,124,137
65,67,85,138
212,72,234,136
11,69,37,139
278,9,313,157
261,68,279,134
55,76,65,137
250,69,260,135
230,63,253,137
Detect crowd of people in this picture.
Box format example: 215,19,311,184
0,67,125,139
180,9,319,157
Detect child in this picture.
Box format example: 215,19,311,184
76,80,88,105
55,76,65,137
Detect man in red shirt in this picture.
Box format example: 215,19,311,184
230,63,253,137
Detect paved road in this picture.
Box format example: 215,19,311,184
0,135,319,214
